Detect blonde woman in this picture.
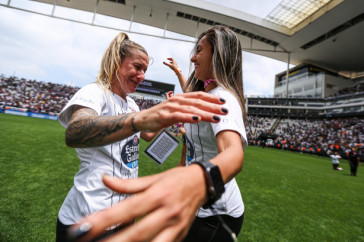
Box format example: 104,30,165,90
55,32,227,241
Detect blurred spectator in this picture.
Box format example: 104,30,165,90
330,152,343,170
348,147,360,176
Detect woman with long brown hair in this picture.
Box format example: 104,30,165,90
165,25,247,241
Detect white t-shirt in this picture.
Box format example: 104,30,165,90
58,83,140,225
330,155,341,164
184,86,247,218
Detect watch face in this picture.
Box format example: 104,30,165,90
195,160,225,208
210,166,225,193
210,166,218,176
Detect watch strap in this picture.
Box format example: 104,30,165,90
193,160,225,208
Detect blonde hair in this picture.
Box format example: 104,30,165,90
185,25,247,123
96,32,148,90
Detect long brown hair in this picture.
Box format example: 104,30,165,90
185,25,246,123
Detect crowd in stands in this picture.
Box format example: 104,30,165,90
129,94,162,111
247,116,363,160
2,75,363,160
0,76,161,115
0,76,79,115
247,116,276,135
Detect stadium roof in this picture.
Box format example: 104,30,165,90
13,0,364,77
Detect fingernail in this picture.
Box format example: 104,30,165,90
67,222,92,241
103,174,112,180
220,98,226,103
192,116,199,121
221,108,228,114
213,116,220,121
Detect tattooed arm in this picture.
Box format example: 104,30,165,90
66,92,228,148
65,105,136,148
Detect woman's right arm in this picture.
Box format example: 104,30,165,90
65,105,137,148
65,92,228,148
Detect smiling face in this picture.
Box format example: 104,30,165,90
191,36,214,81
112,50,149,99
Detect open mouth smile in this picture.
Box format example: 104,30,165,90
130,79,140,86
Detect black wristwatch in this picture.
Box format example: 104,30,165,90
193,160,225,208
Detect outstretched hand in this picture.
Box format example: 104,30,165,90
163,57,188,92
134,91,228,132
163,57,180,73
68,165,207,242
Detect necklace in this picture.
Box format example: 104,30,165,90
204,79,216,89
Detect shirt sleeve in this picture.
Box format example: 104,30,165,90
58,83,105,127
210,88,248,148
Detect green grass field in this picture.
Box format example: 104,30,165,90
1,113,363,241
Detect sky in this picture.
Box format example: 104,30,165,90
0,0,292,96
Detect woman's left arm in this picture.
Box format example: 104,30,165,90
210,130,244,183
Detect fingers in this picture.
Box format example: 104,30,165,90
165,93,228,121
166,57,175,65
174,91,227,105
105,207,173,242
102,174,159,194
163,58,178,70
68,175,161,241
104,190,194,242
69,166,206,242
135,92,228,132
165,110,219,124
159,93,228,125
162,61,172,68
69,189,161,241
151,220,191,242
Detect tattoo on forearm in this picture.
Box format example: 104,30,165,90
66,108,133,147
131,113,139,132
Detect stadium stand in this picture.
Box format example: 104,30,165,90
0,75,78,115
129,94,162,111
245,79,364,160
1,74,363,161
0,75,161,115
